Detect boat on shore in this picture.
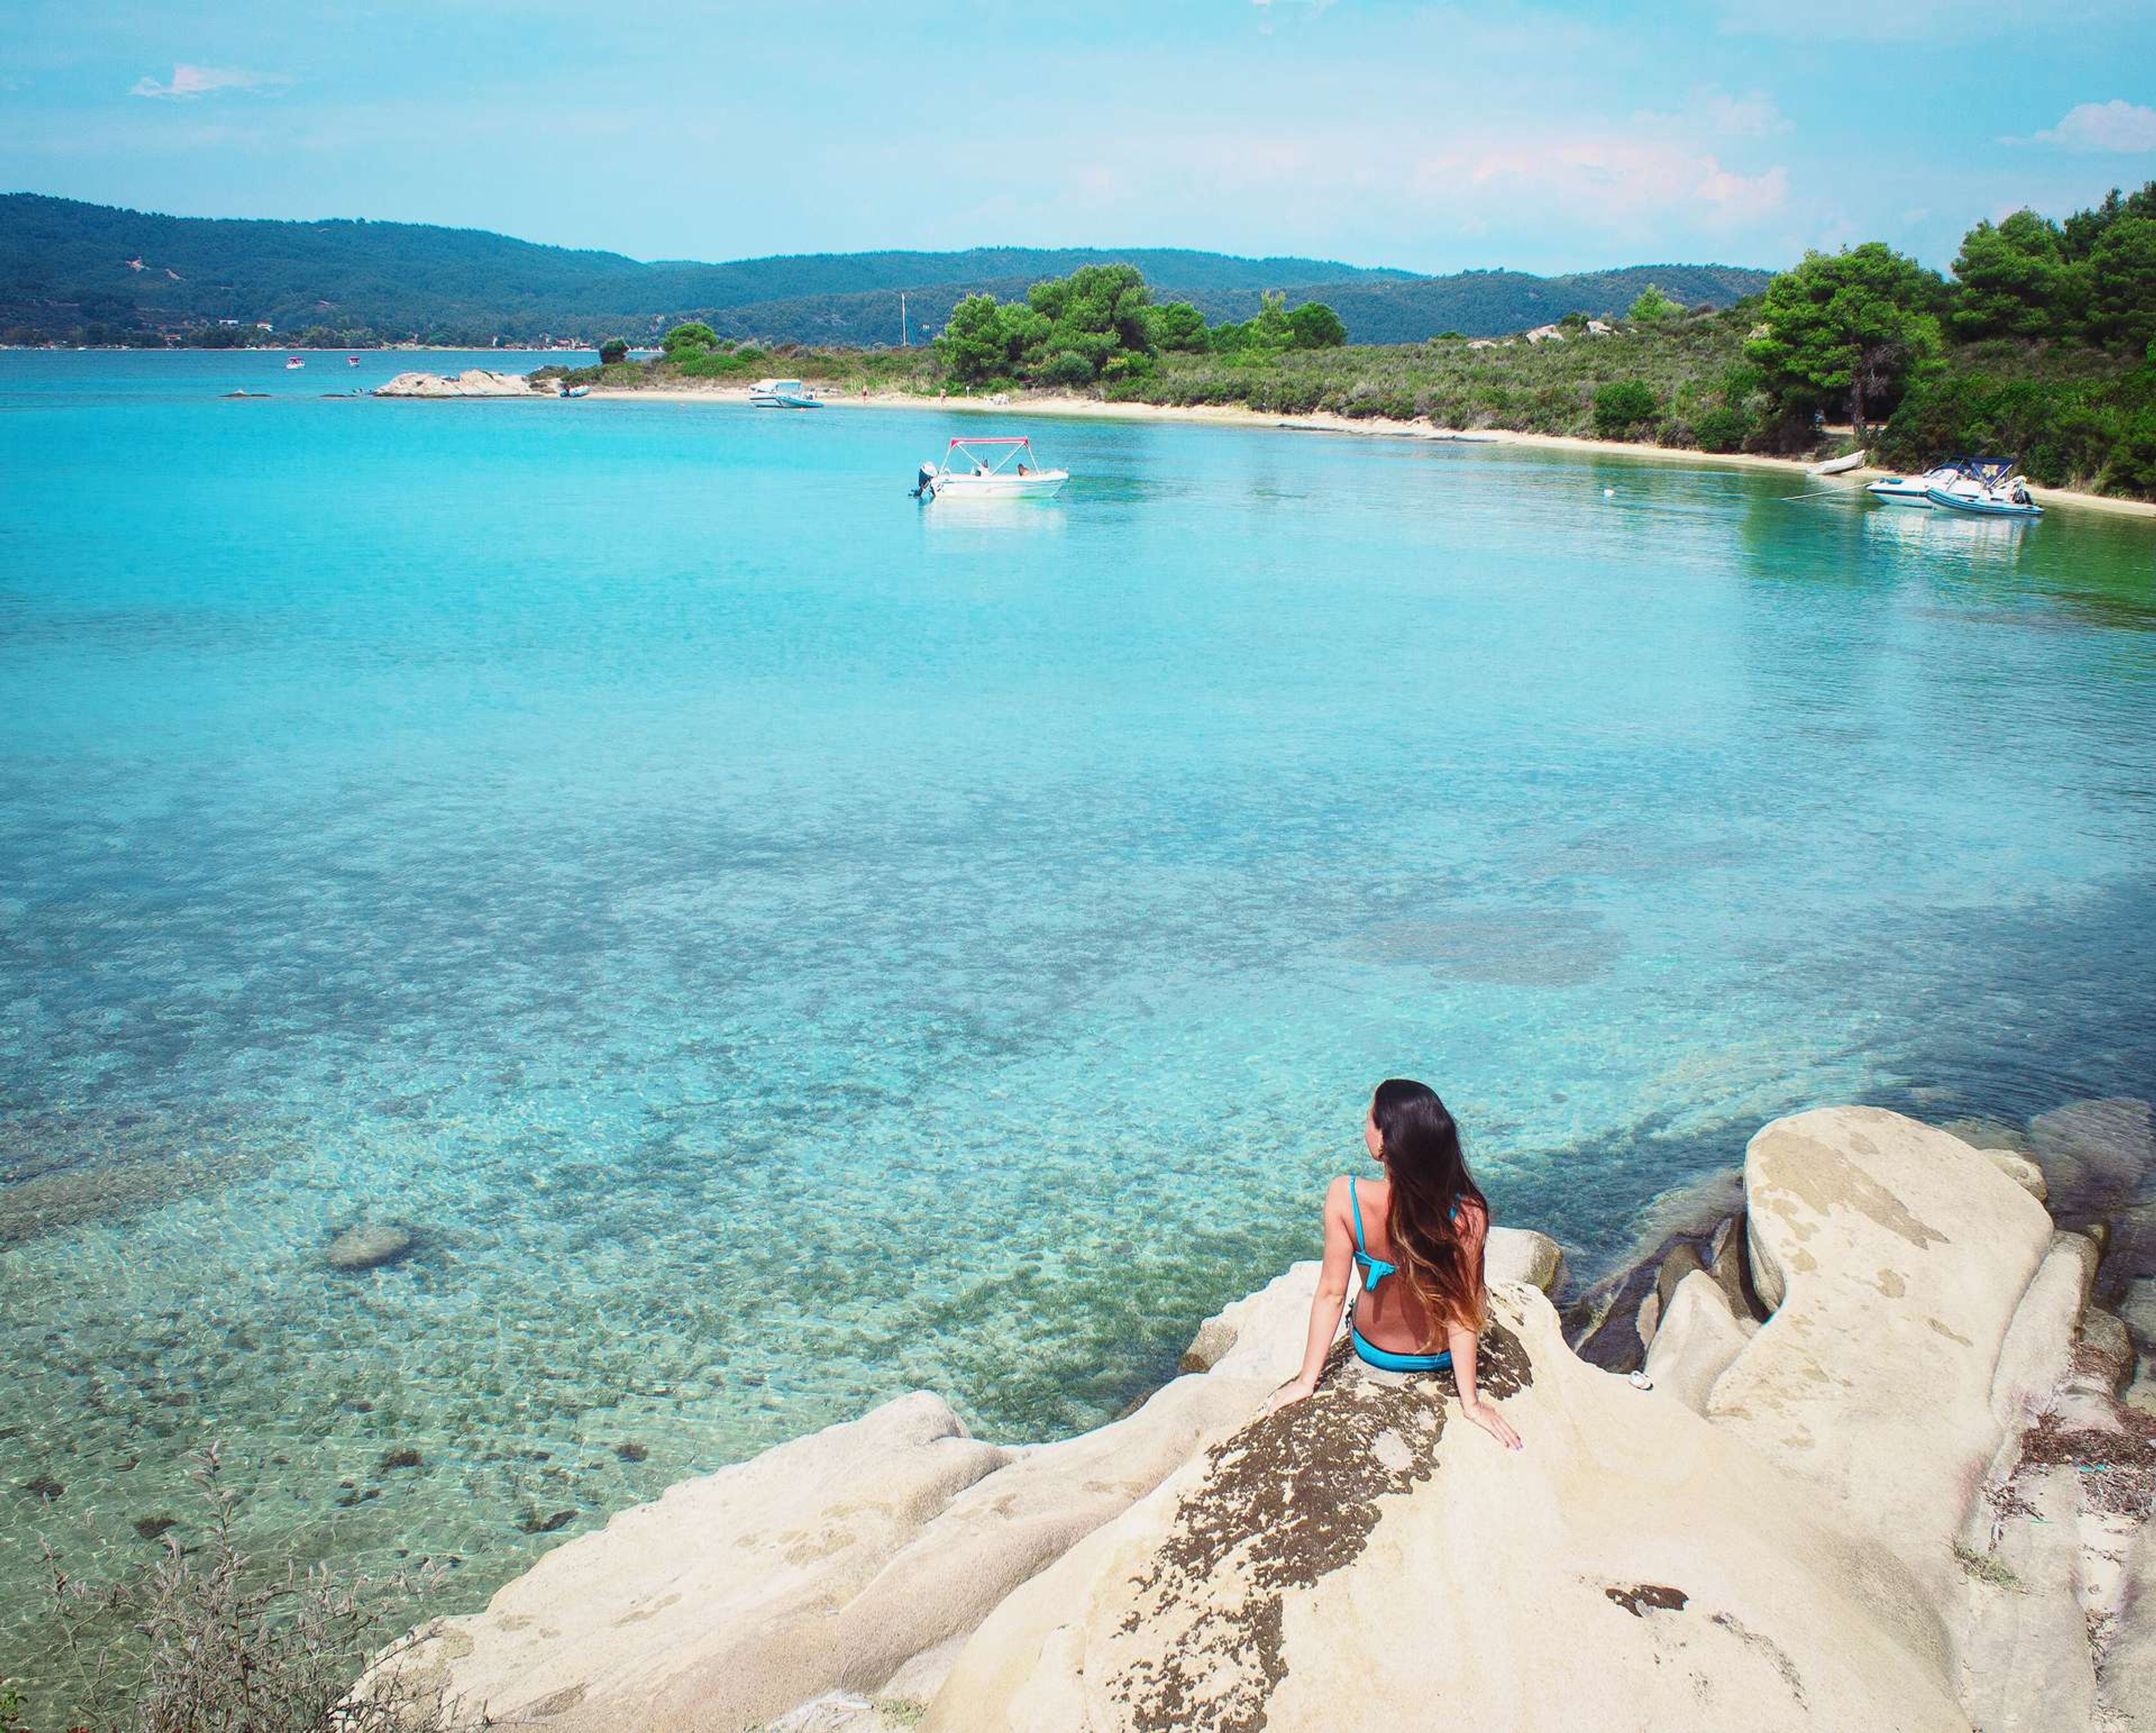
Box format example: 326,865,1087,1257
1809,449,1865,476
748,377,822,409
912,436,1068,500
1868,459,1967,505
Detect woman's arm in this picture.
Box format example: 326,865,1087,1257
1447,1323,1522,1451
1450,1201,1522,1450
1263,1176,1355,1413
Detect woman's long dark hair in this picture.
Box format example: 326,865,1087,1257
1371,1078,1488,1345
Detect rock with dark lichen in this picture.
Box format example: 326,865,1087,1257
614,1441,649,1462
325,1222,415,1271
518,1508,577,1535
927,1278,1972,1731
21,1475,63,1502
380,1447,422,1471
133,1515,178,1542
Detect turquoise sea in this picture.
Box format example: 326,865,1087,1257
3,350,2153,1688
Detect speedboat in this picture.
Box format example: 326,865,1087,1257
347,355,360,366
748,377,821,408
1868,458,1967,505
285,356,304,370
1924,456,2042,518
912,436,1068,500
1927,478,2043,518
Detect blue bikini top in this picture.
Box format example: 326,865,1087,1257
1348,1176,1456,1292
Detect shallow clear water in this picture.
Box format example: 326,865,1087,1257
3,352,2154,1687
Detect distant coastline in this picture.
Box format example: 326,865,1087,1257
584,381,2156,521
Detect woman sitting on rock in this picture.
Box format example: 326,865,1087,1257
1267,1078,1523,1451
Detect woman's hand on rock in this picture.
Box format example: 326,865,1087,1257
1263,1377,1317,1416
1464,1399,1522,1452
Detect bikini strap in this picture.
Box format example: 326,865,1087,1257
1348,1175,1366,1251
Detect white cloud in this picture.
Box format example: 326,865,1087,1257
1702,90,1790,138
129,63,290,101
2028,99,2156,152
1636,88,1790,140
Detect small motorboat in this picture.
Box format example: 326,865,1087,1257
347,355,361,366
285,356,305,370
748,377,822,409
1809,449,1865,476
1927,478,2043,518
913,436,1068,500
1868,458,1967,505
1925,457,2041,518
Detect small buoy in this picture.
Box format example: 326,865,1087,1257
1603,487,1616,499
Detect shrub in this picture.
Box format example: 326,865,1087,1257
660,320,718,355
1694,405,1753,452
37,1447,465,1733
1042,349,1095,389
598,337,628,364
1592,379,1659,436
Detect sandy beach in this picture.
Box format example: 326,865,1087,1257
586,382,2156,521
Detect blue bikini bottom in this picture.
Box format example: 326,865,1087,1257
1349,1319,1454,1374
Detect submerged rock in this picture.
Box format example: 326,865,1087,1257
2030,1096,2155,1223
325,1222,415,1271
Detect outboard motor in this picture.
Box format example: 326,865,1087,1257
912,462,938,500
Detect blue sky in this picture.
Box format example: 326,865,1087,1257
2,1,2153,274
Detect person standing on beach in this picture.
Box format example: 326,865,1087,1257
1266,1078,1523,1451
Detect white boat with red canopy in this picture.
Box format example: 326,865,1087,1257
913,436,1068,500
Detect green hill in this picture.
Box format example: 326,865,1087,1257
0,193,1771,346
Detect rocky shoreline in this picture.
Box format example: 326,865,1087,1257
374,1102,2156,1731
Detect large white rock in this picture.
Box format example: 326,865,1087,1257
2105,1519,2156,1723
1715,1107,2052,1607
1643,1270,1753,1414
1953,1466,2099,1731
1486,1224,1565,1293
924,1285,1964,1732
381,1393,1007,1730
387,1333,1290,1728
1988,1232,2098,1431
830,1370,1274,1696
373,367,541,398
1180,1261,1326,1383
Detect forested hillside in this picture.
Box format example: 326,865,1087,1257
0,194,1768,347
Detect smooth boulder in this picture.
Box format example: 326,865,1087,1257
830,1370,1275,1696
1642,1270,1752,1413
1486,1224,1565,1293
924,1285,1963,1732
381,1393,1007,1731
1715,1107,2052,1605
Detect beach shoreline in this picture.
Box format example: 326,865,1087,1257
585,381,2156,519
